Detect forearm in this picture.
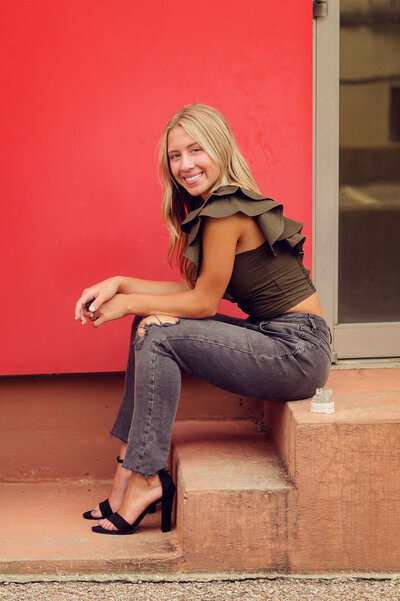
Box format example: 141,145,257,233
117,276,190,295
124,289,217,319
82,215,243,328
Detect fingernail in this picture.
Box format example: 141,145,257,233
89,305,95,311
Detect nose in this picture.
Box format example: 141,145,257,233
181,152,195,171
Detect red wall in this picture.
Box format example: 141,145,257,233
0,1,312,375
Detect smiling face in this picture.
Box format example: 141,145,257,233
167,126,221,200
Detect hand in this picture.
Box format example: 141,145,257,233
88,294,130,328
75,277,120,325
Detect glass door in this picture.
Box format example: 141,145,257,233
314,0,400,359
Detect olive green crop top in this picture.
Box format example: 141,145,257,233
180,185,316,319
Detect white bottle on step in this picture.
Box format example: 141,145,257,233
311,387,334,414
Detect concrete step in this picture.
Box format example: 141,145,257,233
1,367,400,576
264,367,400,573
0,480,182,577
171,421,296,573
0,422,293,578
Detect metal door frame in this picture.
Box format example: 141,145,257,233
313,1,400,360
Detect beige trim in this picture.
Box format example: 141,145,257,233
313,2,400,359
334,322,400,359
313,1,340,336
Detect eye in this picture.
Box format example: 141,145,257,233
191,147,202,153
169,153,180,161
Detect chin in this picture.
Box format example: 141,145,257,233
184,186,206,197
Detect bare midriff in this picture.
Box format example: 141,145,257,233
283,292,324,318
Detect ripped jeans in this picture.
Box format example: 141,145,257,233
110,312,332,477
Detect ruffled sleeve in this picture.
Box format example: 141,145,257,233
180,184,306,272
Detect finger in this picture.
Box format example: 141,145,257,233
78,308,91,324
77,310,87,325
76,300,96,324
75,291,98,321
75,303,88,324
75,294,90,316
87,294,105,313
75,299,89,322
87,308,101,324
92,315,104,328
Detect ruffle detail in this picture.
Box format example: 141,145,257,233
180,185,306,271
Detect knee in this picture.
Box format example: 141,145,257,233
135,314,180,349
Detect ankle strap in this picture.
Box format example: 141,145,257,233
116,456,124,463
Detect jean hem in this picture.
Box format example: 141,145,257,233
109,430,129,444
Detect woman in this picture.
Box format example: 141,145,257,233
74,103,331,535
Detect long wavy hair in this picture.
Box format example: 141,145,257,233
158,103,258,285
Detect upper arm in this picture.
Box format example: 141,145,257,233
193,214,243,312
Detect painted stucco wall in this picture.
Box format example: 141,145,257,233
1,0,312,374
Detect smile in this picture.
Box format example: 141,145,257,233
183,172,203,184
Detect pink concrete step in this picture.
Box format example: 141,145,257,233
264,367,400,573
0,422,292,578
1,367,400,577
171,421,296,574
0,480,182,577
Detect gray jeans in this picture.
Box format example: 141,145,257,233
110,312,332,477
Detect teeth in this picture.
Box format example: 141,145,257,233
185,173,202,183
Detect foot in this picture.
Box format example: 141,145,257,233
89,459,132,519
98,472,162,531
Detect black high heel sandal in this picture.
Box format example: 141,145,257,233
82,456,159,520
91,468,176,535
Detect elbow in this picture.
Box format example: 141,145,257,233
189,290,220,318
197,304,218,319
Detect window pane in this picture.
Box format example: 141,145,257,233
339,0,400,323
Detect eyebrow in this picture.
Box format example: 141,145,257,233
167,142,199,154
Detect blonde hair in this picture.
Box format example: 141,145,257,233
158,103,258,284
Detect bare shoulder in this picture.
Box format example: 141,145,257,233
202,213,265,254
202,212,245,228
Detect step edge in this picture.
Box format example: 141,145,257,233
3,569,400,583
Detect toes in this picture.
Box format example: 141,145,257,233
98,518,117,531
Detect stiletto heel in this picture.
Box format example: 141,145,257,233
159,469,176,532
91,468,176,535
